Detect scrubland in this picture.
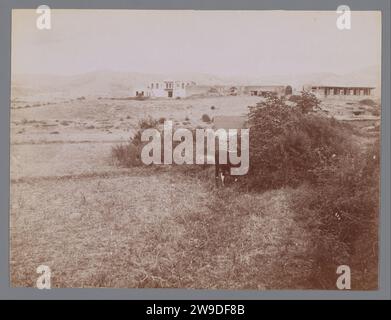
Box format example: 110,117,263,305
10,94,380,289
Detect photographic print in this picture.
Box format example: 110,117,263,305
10,9,381,290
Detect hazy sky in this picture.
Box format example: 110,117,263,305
12,10,381,77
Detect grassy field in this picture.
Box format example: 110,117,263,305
10,95,379,289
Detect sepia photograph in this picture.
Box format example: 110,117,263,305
10,9,381,290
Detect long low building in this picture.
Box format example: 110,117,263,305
306,85,375,99
242,85,292,96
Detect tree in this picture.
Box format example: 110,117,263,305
245,91,348,190
296,91,321,114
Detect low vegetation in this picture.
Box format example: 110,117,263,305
111,143,143,167
201,114,211,123
158,117,166,124
111,117,160,167
359,98,377,106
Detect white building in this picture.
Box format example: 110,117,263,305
148,80,195,98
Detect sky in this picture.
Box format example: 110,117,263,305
11,10,382,77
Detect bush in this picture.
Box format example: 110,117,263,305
138,117,159,130
359,98,376,106
112,117,160,167
371,109,381,116
135,95,148,101
295,91,321,114
208,87,219,94
291,139,379,289
288,94,301,103
158,117,166,124
245,93,352,191
201,114,211,123
112,143,142,167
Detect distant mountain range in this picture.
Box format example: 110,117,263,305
12,65,380,99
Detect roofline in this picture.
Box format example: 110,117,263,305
308,85,375,89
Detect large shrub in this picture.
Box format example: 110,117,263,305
245,93,352,191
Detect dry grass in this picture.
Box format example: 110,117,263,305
11,166,315,289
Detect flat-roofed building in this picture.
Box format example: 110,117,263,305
148,80,196,98
305,85,375,99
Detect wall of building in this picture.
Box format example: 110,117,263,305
242,86,288,96
148,81,190,98
310,86,375,100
